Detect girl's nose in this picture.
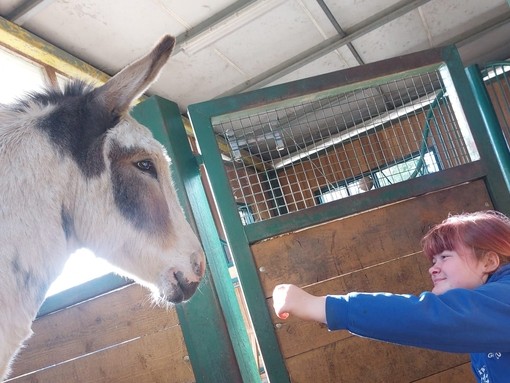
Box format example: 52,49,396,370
429,264,440,275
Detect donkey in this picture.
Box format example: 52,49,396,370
0,35,205,380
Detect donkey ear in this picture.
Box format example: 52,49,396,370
92,35,175,116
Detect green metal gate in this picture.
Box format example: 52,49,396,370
132,99,260,383
185,45,510,382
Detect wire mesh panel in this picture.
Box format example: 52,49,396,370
214,67,477,224
482,61,510,148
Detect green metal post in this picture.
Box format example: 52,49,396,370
441,48,510,216
465,64,510,215
187,105,291,383
132,97,260,383
465,64,510,156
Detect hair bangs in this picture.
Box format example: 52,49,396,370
422,223,461,261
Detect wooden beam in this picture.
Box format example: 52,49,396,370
0,16,109,84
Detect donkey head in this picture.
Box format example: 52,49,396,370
64,36,205,303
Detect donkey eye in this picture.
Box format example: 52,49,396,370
136,160,157,178
136,160,152,170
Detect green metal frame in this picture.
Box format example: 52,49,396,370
187,45,510,381
132,97,259,383
38,274,130,317
442,52,510,217
188,106,291,382
465,64,510,212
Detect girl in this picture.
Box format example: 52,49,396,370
273,210,510,382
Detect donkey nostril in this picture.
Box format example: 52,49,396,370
193,260,204,277
191,252,205,277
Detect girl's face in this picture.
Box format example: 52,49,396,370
428,245,491,295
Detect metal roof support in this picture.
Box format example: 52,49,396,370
315,0,365,65
219,0,433,96
173,0,256,54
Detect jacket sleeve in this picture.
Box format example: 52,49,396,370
325,277,510,353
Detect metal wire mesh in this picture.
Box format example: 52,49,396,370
214,68,477,224
483,61,510,148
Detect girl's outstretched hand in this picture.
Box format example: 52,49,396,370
272,284,327,323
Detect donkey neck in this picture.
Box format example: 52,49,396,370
0,120,79,315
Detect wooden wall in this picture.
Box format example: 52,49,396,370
251,180,492,382
7,284,195,383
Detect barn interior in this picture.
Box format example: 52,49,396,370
1,1,510,382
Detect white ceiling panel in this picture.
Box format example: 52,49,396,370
21,0,184,74
352,10,430,63
457,21,510,65
267,47,358,87
151,48,251,107
0,0,23,16
419,0,508,46
327,0,404,30
0,0,509,111
157,0,238,30
212,1,336,78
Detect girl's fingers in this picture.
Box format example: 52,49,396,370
273,284,291,319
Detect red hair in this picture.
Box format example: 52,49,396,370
422,211,510,265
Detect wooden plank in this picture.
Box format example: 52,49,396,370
269,252,433,358
284,336,471,383
6,326,194,383
252,180,492,297
415,363,475,383
10,284,180,377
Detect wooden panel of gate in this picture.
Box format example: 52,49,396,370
7,283,195,383
251,180,489,382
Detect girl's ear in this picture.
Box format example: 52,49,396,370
483,251,500,273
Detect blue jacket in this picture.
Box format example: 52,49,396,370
326,263,510,382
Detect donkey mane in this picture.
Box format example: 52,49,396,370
13,80,95,111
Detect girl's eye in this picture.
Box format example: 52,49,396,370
432,254,449,264
136,160,157,178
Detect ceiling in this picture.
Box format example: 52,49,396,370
0,0,509,115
